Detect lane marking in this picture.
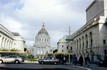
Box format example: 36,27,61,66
73,65,92,70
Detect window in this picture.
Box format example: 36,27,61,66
83,42,84,49
85,34,88,48
62,45,64,47
91,39,93,46
71,47,72,50
62,50,64,52
67,46,68,49
103,40,106,44
90,32,93,46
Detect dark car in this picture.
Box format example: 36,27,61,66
38,58,60,64
91,59,104,66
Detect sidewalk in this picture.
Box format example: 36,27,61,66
78,63,107,70
23,60,38,63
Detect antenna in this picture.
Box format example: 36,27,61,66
69,26,71,35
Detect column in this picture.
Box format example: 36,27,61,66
7,39,9,49
0,35,2,48
4,38,7,49
2,37,5,49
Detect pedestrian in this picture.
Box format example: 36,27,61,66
85,56,91,66
73,55,77,65
78,55,83,66
63,57,66,64
87,56,91,66
84,57,87,65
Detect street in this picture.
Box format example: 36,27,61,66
0,63,88,70
0,63,107,70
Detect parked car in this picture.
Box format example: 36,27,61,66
0,55,24,64
91,59,104,66
38,58,60,64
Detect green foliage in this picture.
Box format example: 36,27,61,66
27,59,37,62
54,53,65,60
47,54,53,58
27,54,34,59
0,49,8,51
26,54,37,62
0,49,19,52
10,49,18,51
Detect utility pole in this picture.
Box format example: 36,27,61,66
68,26,71,64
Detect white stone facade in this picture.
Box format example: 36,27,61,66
67,0,107,61
33,24,50,59
12,32,25,51
57,35,69,54
0,24,25,52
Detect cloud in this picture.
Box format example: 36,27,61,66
0,14,22,32
0,0,94,47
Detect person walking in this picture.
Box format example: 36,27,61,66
84,57,87,65
85,56,91,66
87,56,91,66
72,54,77,65
63,56,66,64
78,55,83,66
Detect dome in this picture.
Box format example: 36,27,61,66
37,23,49,36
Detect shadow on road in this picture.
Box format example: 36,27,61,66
0,68,70,70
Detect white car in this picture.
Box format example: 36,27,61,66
0,55,24,64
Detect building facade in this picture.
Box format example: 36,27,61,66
58,0,107,61
57,35,69,54
67,0,107,61
12,32,25,51
0,24,25,52
33,23,50,59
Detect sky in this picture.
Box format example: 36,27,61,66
0,0,93,48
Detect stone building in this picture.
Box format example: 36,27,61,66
33,23,50,59
0,24,25,52
57,35,69,54
12,32,25,51
67,0,107,61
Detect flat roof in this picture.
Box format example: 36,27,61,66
86,0,96,11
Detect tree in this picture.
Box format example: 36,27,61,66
54,52,65,60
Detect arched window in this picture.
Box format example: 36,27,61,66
77,39,78,50
71,47,72,50
82,36,84,50
79,38,81,50
89,32,93,47
85,34,88,48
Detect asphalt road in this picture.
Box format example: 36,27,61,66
0,63,107,70
0,63,89,70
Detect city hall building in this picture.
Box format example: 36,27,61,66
0,24,25,52
68,0,107,61
33,23,50,59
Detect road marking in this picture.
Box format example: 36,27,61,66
73,65,92,70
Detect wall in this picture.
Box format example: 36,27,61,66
86,0,104,23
